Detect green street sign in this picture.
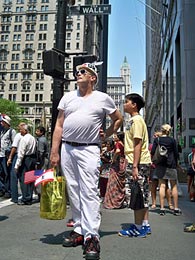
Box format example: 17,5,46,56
70,5,111,16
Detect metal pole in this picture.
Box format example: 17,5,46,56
51,0,67,141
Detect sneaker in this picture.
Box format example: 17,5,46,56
159,209,166,216
66,219,75,227
83,236,100,260
184,224,195,232
62,231,84,247
141,225,152,235
118,224,147,238
174,209,182,216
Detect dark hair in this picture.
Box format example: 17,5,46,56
36,126,46,135
116,131,124,142
125,93,145,111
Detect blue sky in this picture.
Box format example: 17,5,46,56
108,0,146,94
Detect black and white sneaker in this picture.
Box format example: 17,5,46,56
83,236,100,260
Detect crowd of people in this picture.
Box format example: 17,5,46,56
0,115,49,205
1,61,194,260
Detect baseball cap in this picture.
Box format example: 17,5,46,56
76,62,103,85
1,115,11,126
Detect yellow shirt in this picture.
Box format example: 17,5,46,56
125,114,151,164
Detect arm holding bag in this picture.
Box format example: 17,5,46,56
40,169,66,220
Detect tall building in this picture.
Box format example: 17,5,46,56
0,0,107,132
107,57,131,129
145,0,195,162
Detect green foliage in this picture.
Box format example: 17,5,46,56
0,98,29,129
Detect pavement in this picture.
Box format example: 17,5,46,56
0,183,194,260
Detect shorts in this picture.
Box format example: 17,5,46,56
126,164,150,208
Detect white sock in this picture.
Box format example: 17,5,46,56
142,220,149,226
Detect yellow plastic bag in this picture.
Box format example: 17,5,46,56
40,171,66,220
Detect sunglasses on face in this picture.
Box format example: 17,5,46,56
75,69,89,77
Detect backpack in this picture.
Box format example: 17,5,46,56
5,128,13,158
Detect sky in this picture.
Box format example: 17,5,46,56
107,0,146,94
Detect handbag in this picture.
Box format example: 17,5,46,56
152,138,168,165
129,181,144,210
119,157,128,174
40,169,66,220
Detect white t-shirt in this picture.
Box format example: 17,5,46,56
58,90,116,143
12,133,22,152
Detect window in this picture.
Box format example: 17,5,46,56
11,63,19,70
25,43,33,49
13,34,21,41
38,42,46,50
0,51,8,61
9,83,17,91
40,14,48,21
37,53,42,59
22,81,31,91
1,25,10,32
26,34,34,41
26,24,35,31
35,94,43,102
0,63,6,70
16,6,24,12
11,53,20,61
1,35,9,42
35,83,44,90
23,63,32,69
39,24,47,31
15,15,23,22
36,72,44,80
14,25,22,32
77,23,80,30
39,33,47,40
41,5,48,11
76,42,80,49
9,94,17,102
23,73,32,80
10,73,18,80
21,94,30,102
24,51,33,60
12,44,20,51
66,42,70,49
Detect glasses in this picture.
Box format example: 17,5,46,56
75,69,89,77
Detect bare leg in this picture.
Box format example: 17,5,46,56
151,179,158,208
159,179,166,209
170,180,178,209
134,208,148,225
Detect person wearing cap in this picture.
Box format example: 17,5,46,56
0,115,16,198
151,124,182,216
50,62,123,259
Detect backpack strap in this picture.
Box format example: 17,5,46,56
9,128,13,143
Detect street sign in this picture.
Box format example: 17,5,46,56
70,4,111,16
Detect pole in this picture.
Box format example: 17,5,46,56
50,0,67,141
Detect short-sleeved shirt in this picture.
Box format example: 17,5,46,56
12,133,22,152
125,114,151,164
58,90,117,144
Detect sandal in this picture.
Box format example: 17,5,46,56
184,224,195,232
169,204,174,210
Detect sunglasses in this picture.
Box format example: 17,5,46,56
75,69,89,77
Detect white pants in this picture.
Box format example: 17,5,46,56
61,143,101,239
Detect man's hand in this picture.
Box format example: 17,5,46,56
50,152,60,168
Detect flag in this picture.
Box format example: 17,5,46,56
24,169,44,184
34,169,54,187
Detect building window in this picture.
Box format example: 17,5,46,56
9,83,17,91
1,35,9,42
11,63,19,70
13,34,21,41
40,14,48,21
10,73,18,80
11,53,20,61
22,81,31,91
26,34,34,41
76,42,80,49
66,42,70,49
77,23,80,30
35,94,43,102
23,73,32,80
39,33,47,40
41,5,49,11
9,94,17,102
16,6,24,12
15,15,23,22
12,44,20,51
36,72,44,80
0,51,8,61
35,83,44,90
14,25,22,32
0,63,6,70
21,94,30,102
39,24,47,31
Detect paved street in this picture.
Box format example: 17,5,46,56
0,183,194,260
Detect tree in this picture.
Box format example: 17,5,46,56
0,98,28,129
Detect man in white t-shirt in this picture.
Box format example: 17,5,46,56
50,62,123,260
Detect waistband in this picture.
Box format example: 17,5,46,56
62,141,99,147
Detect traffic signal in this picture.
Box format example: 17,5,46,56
73,55,97,78
42,49,65,78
